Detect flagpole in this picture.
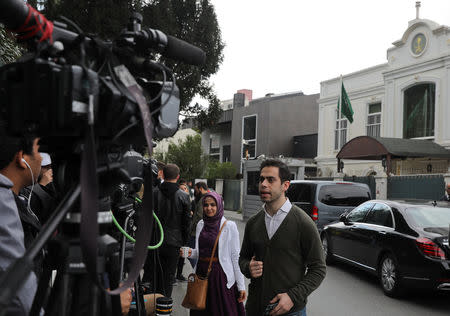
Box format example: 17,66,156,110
339,75,343,120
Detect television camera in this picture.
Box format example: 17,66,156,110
0,1,205,315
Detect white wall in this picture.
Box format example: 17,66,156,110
153,128,199,157
317,18,450,176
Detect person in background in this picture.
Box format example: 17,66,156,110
440,183,450,201
183,191,246,316
152,164,191,297
187,180,195,201
239,159,326,316
187,181,209,268
175,179,191,282
20,152,57,224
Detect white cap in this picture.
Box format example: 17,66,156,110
40,152,52,167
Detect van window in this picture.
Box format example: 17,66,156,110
286,183,316,203
318,185,371,206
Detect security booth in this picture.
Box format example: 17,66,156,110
242,158,305,220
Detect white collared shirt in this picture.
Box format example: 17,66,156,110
264,198,292,239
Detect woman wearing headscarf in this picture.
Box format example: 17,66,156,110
182,191,246,316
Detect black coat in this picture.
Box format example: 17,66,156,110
156,182,191,248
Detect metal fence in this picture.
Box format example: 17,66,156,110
343,175,376,198
387,174,445,200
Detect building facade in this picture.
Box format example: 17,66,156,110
202,90,319,173
317,14,450,177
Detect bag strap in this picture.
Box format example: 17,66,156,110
206,220,227,277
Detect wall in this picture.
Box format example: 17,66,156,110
231,92,319,171
317,17,450,177
154,128,199,156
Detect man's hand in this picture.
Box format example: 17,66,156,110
269,293,294,315
249,256,263,278
120,288,132,315
237,290,247,303
39,168,53,186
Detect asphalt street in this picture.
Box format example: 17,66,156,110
169,210,450,316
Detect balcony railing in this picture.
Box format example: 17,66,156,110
218,109,233,123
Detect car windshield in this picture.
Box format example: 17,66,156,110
405,206,450,228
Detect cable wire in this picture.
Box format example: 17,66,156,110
110,204,164,249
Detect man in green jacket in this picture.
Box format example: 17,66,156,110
239,159,326,315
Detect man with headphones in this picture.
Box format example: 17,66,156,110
0,134,41,315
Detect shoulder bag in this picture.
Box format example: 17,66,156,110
181,220,227,310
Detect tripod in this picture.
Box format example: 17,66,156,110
29,193,123,316
118,208,146,316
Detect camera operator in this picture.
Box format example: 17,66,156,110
0,133,40,316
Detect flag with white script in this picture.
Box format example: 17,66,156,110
338,76,354,123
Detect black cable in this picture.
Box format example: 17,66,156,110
111,121,139,143
149,64,176,116
144,61,167,105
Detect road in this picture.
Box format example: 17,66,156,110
169,211,450,316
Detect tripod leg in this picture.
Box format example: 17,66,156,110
134,278,147,316
30,263,53,316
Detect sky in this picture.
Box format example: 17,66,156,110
207,0,450,101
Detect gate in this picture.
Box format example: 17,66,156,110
387,174,445,200
223,179,241,211
343,175,376,198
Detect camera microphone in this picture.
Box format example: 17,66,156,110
134,28,206,66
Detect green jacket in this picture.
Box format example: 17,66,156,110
239,205,326,315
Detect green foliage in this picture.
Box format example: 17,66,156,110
0,26,23,65
205,161,237,180
141,0,224,129
43,0,134,39
163,134,208,180
153,151,165,163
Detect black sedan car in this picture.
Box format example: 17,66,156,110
321,200,450,297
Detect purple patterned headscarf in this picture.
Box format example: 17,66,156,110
202,191,224,231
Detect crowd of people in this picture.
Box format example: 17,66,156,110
0,130,328,316
142,159,327,316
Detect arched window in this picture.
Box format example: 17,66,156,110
403,83,435,138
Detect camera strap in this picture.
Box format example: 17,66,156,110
80,65,156,295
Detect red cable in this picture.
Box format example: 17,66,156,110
12,4,53,43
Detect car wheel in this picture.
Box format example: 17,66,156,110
321,233,334,265
379,254,403,297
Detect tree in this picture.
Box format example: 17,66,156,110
141,0,224,130
0,27,23,65
158,134,208,180
205,161,237,180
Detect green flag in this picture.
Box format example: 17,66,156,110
338,82,354,123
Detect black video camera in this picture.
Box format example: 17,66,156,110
0,0,205,150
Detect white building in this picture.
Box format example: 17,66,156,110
316,5,450,177
153,128,199,158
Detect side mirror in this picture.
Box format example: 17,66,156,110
339,212,348,222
